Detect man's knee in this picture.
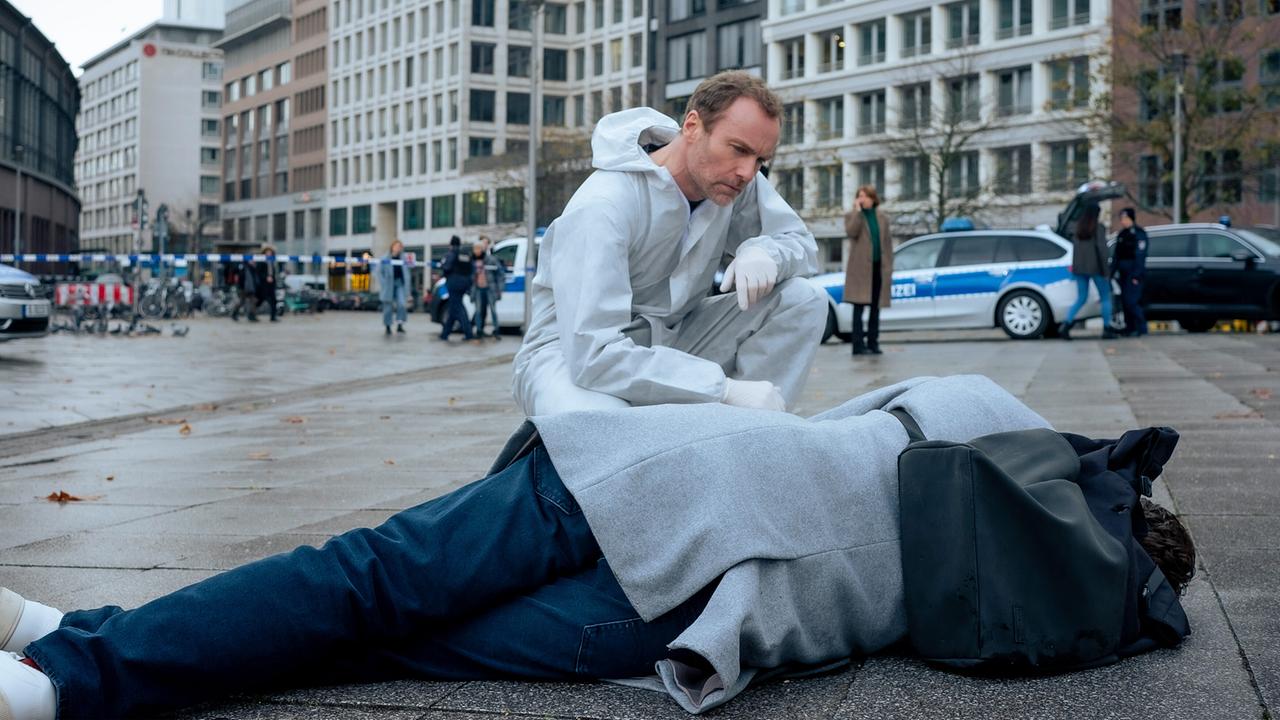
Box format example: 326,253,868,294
775,277,829,319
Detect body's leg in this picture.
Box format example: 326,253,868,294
512,345,632,416
24,447,600,720
867,261,883,352
1091,274,1114,330
474,289,489,336
850,303,866,353
382,294,394,329
671,277,826,407
488,289,502,335
1131,277,1147,334
395,283,408,325
1062,274,1091,325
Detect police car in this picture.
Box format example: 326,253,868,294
811,182,1125,341
0,262,51,342
428,233,541,330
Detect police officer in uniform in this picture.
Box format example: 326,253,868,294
1114,208,1148,337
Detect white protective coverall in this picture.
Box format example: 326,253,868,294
512,108,827,415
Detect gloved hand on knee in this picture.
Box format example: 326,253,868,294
719,246,778,311
722,378,786,412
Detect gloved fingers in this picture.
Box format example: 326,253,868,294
720,260,738,294
736,272,750,311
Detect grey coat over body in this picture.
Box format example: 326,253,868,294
842,208,894,307
529,374,1051,713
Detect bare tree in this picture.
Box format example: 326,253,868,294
471,127,594,235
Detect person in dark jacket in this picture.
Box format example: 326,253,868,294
1057,202,1118,340
1114,208,1148,337
230,256,258,322
255,246,281,323
439,236,475,341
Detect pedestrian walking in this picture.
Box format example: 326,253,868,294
439,236,475,341
255,246,281,323
472,235,505,339
1057,202,1118,340
378,240,410,335
843,186,893,355
1114,208,1148,337
230,256,258,322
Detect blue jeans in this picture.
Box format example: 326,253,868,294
25,448,711,719
1063,273,1114,328
382,280,407,327
473,287,498,336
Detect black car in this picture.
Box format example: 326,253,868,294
1142,223,1280,332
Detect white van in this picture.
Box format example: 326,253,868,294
429,233,542,330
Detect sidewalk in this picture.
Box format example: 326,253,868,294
0,321,1274,719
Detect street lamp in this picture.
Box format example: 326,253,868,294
523,0,544,333
12,144,22,262
1170,53,1187,224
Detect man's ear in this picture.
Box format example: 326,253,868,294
682,109,702,138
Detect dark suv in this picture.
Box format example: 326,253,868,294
1142,223,1280,332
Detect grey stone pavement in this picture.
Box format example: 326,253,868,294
0,313,1277,719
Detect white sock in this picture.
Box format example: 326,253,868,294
5,601,63,654
0,652,56,720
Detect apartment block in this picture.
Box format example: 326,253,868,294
653,0,765,119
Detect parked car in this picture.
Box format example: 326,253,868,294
429,233,541,329
1140,223,1280,332
0,262,51,341
810,182,1126,341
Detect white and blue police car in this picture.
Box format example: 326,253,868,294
811,182,1126,341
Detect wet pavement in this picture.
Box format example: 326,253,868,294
0,314,1276,719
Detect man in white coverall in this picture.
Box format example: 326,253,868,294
513,71,828,415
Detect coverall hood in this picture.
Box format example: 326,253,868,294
591,108,680,174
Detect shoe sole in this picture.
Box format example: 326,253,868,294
0,589,23,653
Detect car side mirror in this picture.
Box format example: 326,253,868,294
1230,249,1255,266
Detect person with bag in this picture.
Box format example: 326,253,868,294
1057,202,1118,340
0,375,1194,719
843,186,894,355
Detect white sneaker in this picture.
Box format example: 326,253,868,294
0,589,63,654
0,651,56,720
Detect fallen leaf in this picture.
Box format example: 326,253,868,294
327,348,337,355
379,415,391,420
43,491,100,503
384,459,397,465
194,403,219,412
1104,348,1117,355
178,423,193,436
448,397,457,406
282,416,306,424
1251,388,1274,400
105,475,115,482
248,451,273,460
1213,410,1262,419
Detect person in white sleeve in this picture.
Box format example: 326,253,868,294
512,70,827,416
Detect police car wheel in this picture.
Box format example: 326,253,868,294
821,306,837,343
997,290,1049,339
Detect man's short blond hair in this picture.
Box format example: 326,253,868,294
684,71,782,132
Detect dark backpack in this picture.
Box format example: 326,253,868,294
897,425,1189,672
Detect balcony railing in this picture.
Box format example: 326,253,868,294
858,52,885,66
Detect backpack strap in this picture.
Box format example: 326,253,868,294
889,407,926,443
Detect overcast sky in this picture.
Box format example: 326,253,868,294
12,0,163,74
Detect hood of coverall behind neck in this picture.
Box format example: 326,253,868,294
590,108,681,175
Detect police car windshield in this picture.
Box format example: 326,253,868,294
1236,229,1280,257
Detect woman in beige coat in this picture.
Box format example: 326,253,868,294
842,186,893,355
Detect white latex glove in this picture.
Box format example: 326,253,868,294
719,246,779,311
722,378,786,412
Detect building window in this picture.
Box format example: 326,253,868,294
899,155,930,200
473,0,495,25
471,42,495,73
510,0,533,30
469,137,493,156
432,194,455,227
856,160,885,195
1198,149,1242,204
945,151,980,198
202,90,222,108
668,0,705,21
545,48,568,80
996,66,1032,116
1201,56,1245,114
816,165,842,208
463,190,489,225
546,3,568,32
403,198,425,230
631,32,643,68
780,37,804,80
901,10,931,57
1048,139,1090,191
1051,0,1090,28
947,75,981,123
1196,0,1242,23
774,168,803,209
1138,155,1172,207
1140,0,1181,29
816,97,843,140
946,0,980,48
352,205,372,233
329,207,348,235
667,32,707,82
200,175,219,195
899,82,931,129
1262,50,1280,108
544,94,566,125
507,92,531,124
858,20,886,66
998,0,1033,38
470,89,496,121
594,0,605,27
781,102,804,145
497,187,525,223
509,45,532,77
1048,57,1090,110
995,145,1032,194
203,61,221,80
200,147,220,164
857,90,886,135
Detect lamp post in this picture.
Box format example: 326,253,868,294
1170,53,1187,224
523,0,544,333
12,144,22,263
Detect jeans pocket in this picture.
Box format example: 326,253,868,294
532,447,582,516
575,617,658,678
